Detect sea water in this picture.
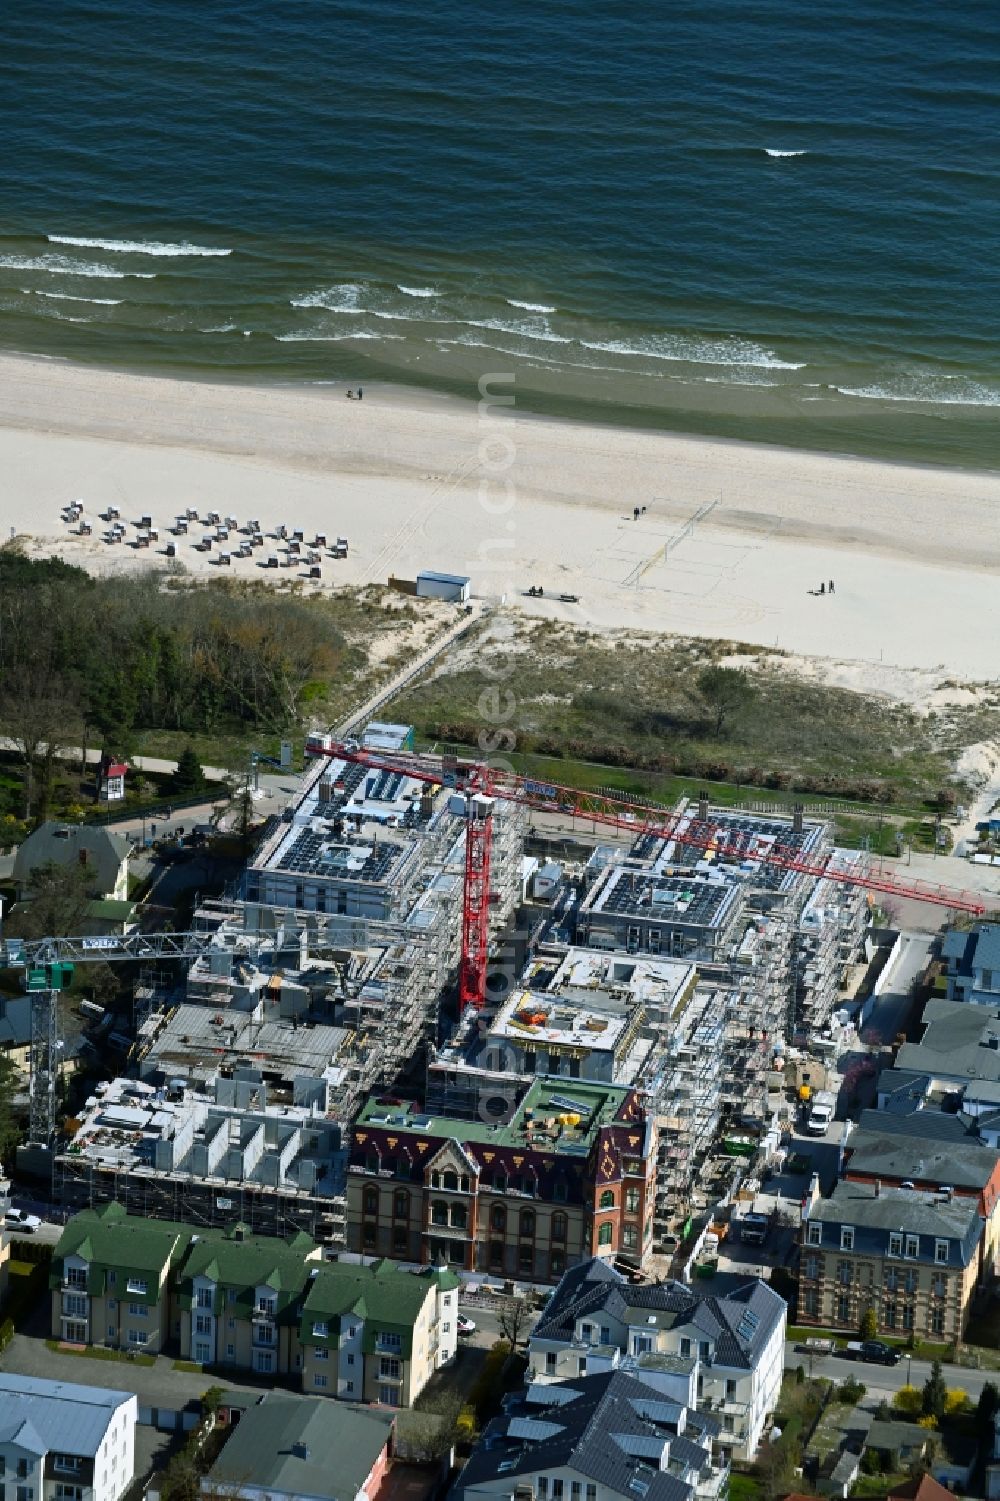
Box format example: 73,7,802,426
2,0,999,466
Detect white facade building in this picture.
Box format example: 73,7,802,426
0,1375,136,1501
527,1259,786,1460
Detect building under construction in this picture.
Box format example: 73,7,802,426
53,1074,347,1244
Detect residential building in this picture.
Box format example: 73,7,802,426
799,1178,985,1339
13,824,130,902
49,1204,456,1402
893,998,1000,1093
841,1107,1000,1266
526,1258,786,1460
941,923,1000,1007
452,1369,728,1501
347,1077,656,1280
202,1392,394,1501
0,1373,137,1501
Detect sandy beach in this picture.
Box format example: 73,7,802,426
0,353,997,686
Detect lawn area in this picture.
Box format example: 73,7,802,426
46,1338,156,1367
728,1472,765,1501
389,615,980,809
787,1326,952,1362
852,1472,908,1497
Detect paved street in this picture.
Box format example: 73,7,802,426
784,1342,993,1402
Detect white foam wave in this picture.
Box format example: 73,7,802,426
833,381,1000,408
396,284,438,297
23,288,122,305
291,283,367,313
465,316,571,344
0,253,154,279
507,298,556,312
580,334,802,369
47,234,231,257
764,149,807,158
275,331,404,342
199,323,238,333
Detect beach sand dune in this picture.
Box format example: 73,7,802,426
0,354,996,684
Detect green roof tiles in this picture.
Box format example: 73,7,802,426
50,1204,195,1299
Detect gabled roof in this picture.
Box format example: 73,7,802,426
844,1113,1000,1191
889,1477,957,1501
807,1181,984,1266
51,1202,194,1283
182,1227,316,1293
13,821,130,897
207,1393,393,1501
454,1370,710,1501
0,1374,132,1458
532,1257,784,1370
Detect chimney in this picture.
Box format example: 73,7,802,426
792,803,804,833
318,778,332,805
697,792,709,822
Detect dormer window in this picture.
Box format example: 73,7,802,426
840,1227,854,1251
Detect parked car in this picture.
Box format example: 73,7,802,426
4,1209,41,1233
846,1339,901,1366
457,1315,476,1336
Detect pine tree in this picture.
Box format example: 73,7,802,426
922,1359,947,1421
172,745,206,794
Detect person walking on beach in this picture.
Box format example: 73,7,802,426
829,579,835,594
357,387,363,400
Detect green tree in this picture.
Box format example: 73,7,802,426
172,746,206,795
4,861,92,939
976,1381,1000,1438
922,1359,947,1421
0,1054,23,1166
860,1305,878,1340
696,665,754,738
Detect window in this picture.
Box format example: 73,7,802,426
347,1353,355,1365
378,1384,400,1407
538,1481,548,1500
726,1379,737,1399
840,1227,854,1251
195,1342,211,1364
935,1239,949,1265
393,1190,409,1218
600,1190,615,1210
392,1227,408,1254
431,1200,449,1227
679,1337,691,1356
362,1224,376,1249
598,1223,613,1247
581,1323,594,1342
905,1235,919,1259
520,1210,535,1238
107,1271,116,1288
380,1357,401,1379
63,1294,87,1319
931,1272,947,1298
443,1170,458,1191
804,1255,819,1280
931,1306,946,1335
15,1465,28,1481
312,1320,329,1338
807,1223,822,1246
803,1289,820,1316
65,1267,87,1289
902,1303,916,1331
195,1314,212,1335
257,1297,277,1318
196,1286,213,1310
17,1488,32,1501
315,1346,329,1361
836,1261,852,1286
519,1244,534,1274
836,1294,850,1324
587,1489,597,1501
128,1329,147,1347
571,1486,582,1501
904,1269,918,1294
255,1351,274,1373
493,1172,507,1193
545,1352,557,1374
313,1373,328,1388
885,1268,899,1293
431,1171,440,1189
363,1187,378,1216
625,1187,640,1215
623,1225,638,1249
552,1482,564,1500
491,1204,506,1232
377,1331,402,1352
551,1250,566,1277
52,1459,81,1475
107,1325,117,1340
633,1335,653,1355
126,1277,148,1295
883,1301,897,1329
450,1203,468,1229
228,1289,237,1306
128,1302,147,1318
226,1344,235,1358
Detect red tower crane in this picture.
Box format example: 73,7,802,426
320,741,988,1009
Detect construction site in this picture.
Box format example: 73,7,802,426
6,725,986,1266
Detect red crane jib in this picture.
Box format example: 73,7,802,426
317,742,987,1008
